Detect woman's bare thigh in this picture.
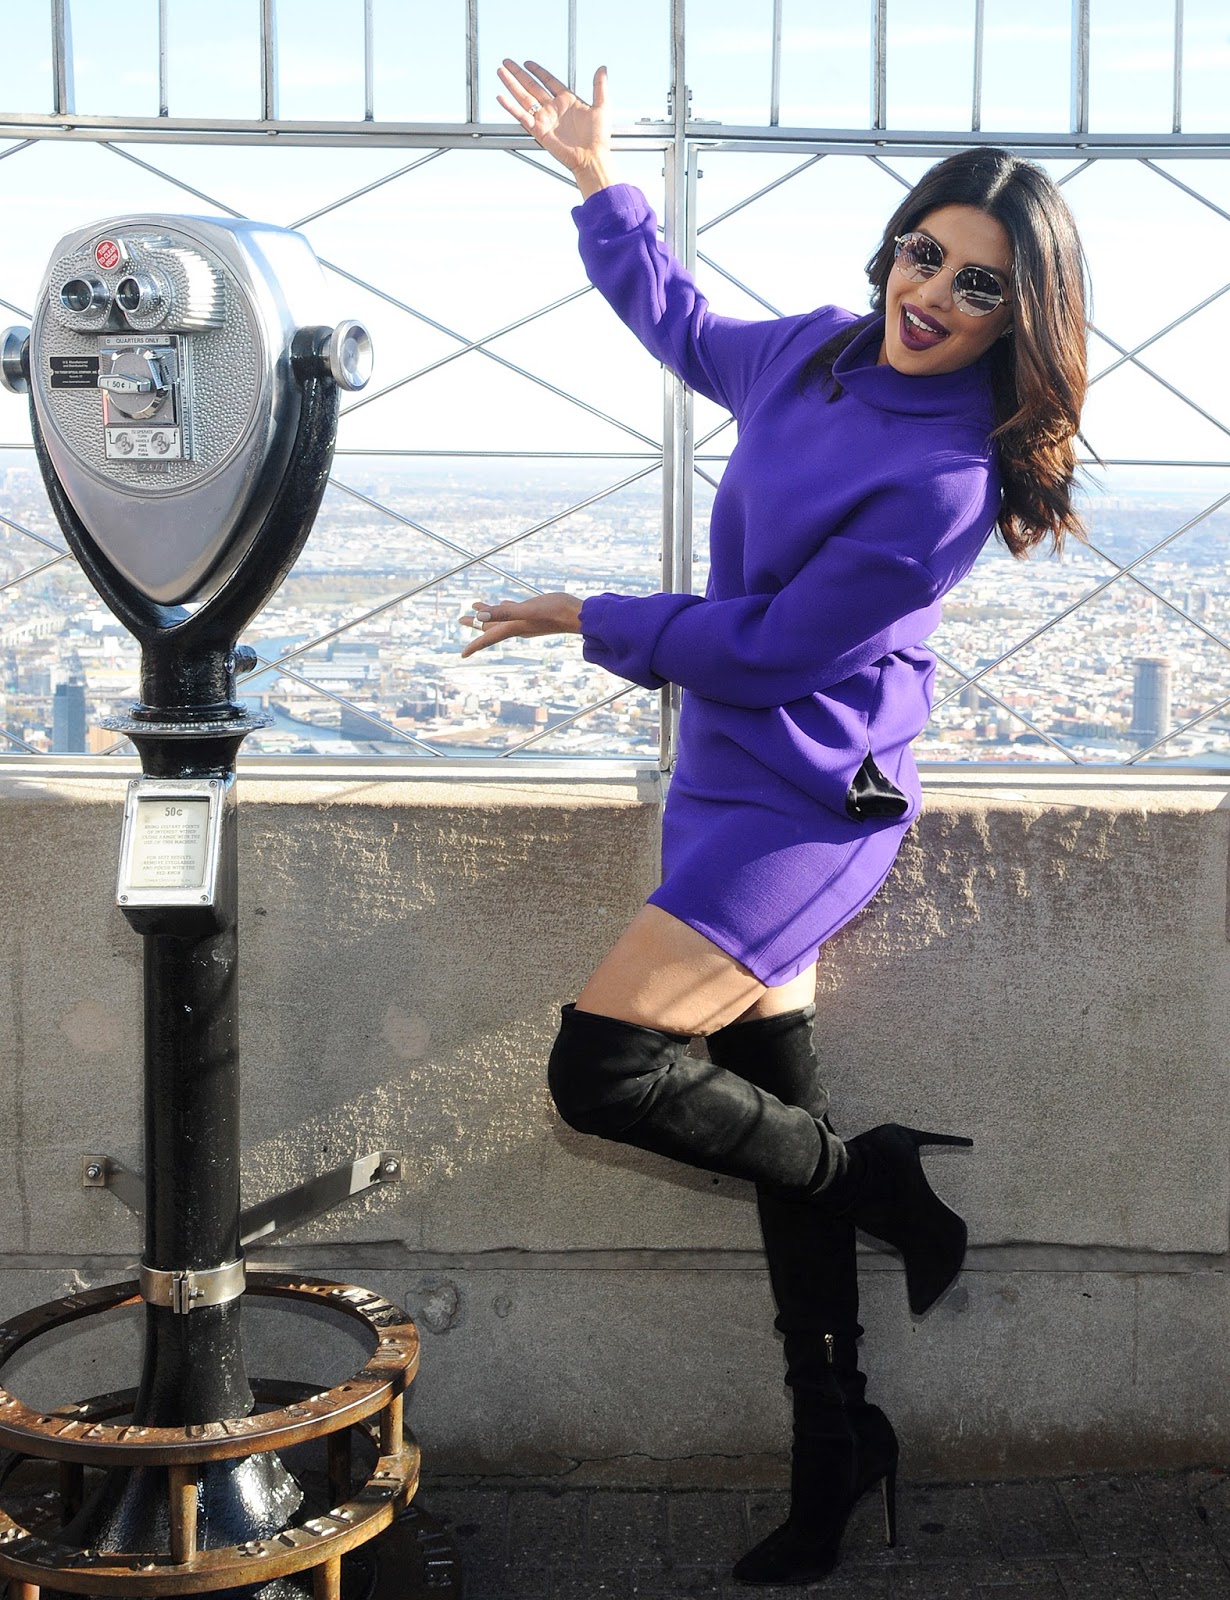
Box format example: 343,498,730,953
576,904,817,1036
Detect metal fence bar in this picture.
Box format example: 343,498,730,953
336,448,662,459
770,0,783,127
99,142,658,452
0,511,68,555
329,478,545,596
1172,0,1184,134
364,0,375,121
0,554,71,594
1141,158,1230,225
244,654,446,755
51,0,75,117
498,683,640,756
158,0,170,117
872,0,887,131
466,0,480,125
0,726,43,756
1071,0,1090,135
338,284,597,416
258,463,662,677
930,488,1230,710
260,0,278,122
697,155,823,234
694,253,784,316
1088,321,1230,441
930,650,1085,762
289,149,449,228
1127,689,1230,765
660,0,690,770
568,0,578,93
972,0,984,132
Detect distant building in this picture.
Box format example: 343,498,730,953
52,680,86,754
1130,657,1172,749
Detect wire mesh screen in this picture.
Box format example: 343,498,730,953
0,0,1225,767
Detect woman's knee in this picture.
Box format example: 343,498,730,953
547,1004,690,1137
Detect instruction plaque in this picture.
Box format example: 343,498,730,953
117,777,225,908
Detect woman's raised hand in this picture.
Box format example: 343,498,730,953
460,592,584,659
496,60,615,198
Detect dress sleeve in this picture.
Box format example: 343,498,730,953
574,184,833,416
579,467,996,707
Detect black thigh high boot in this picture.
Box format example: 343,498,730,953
704,1008,897,1585
547,1004,971,1315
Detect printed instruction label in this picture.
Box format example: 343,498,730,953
106,426,183,461
128,797,211,889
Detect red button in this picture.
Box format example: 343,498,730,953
95,239,121,270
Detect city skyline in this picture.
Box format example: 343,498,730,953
3,456,1228,767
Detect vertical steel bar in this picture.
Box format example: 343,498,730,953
872,0,887,130
1071,0,1090,135
260,0,279,121
972,0,984,131
51,0,75,117
364,0,375,120
770,0,783,126
659,0,689,771
1172,0,1184,133
466,0,480,124
567,0,577,92
158,0,169,116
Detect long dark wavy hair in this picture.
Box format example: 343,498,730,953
804,147,1089,557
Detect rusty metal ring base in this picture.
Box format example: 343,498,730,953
0,1273,426,1598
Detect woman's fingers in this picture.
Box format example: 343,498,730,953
500,59,554,109
524,60,569,98
590,65,607,108
460,619,520,659
496,91,535,129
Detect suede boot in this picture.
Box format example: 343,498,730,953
706,1010,898,1585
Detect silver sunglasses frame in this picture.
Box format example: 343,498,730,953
892,232,1011,317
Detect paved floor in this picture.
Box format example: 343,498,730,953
417,1468,1230,1599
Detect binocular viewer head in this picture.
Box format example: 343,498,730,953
2,215,371,611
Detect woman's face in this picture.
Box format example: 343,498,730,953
879,203,1015,376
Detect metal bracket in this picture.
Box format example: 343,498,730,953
82,1149,403,1249
239,1150,402,1248
139,1256,246,1315
81,1154,145,1216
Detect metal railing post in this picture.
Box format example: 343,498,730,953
660,0,693,771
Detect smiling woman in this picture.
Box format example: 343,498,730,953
469,56,1093,1590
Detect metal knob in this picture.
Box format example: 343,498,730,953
0,326,30,394
325,321,373,391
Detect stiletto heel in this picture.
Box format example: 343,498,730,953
824,1122,974,1315
881,1466,897,1546
911,1129,973,1150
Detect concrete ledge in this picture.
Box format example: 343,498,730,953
0,763,1227,1479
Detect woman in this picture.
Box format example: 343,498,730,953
467,60,1088,1586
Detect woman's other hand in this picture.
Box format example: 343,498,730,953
460,592,585,658
496,60,615,199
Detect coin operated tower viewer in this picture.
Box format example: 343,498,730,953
0,220,454,1599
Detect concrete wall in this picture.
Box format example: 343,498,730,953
0,762,1227,1484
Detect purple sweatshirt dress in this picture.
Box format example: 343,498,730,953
573,185,1002,986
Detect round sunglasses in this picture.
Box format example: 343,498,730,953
892,232,1010,317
